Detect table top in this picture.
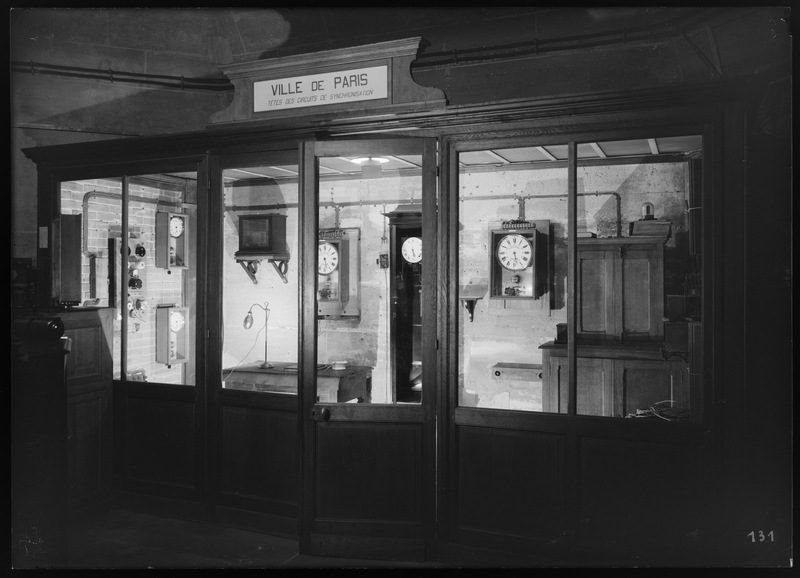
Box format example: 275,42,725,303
223,361,371,378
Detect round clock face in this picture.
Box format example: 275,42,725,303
496,233,533,271
401,236,422,263
317,242,339,275
169,311,185,332
169,216,185,238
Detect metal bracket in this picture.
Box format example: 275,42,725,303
270,259,289,284
238,259,289,285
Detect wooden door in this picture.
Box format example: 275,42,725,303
619,244,664,339
299,137,438,561
576,247,617,338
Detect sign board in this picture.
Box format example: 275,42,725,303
210,38,446,126
253,65,388,113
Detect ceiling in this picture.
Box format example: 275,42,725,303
216,135,702,184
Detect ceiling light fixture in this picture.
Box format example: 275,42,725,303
350,156,390,179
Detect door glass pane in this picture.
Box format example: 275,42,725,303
457,144,569,412
574,135,703,421
315,147,424,404
60,170,198,385
221,155,300,393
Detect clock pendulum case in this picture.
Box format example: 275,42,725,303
317,228,361,319
156,306,189,367
156,212,189,271
488,221,550,300
383,205,423,403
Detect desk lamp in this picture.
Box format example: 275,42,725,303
243,302,273,368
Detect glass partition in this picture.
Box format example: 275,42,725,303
314,147,425,404
457,144,569,412
220,155,300,393
573,135,702,420
456,135,704,422
60,171,198,385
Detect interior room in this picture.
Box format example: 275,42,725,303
11,7,792,570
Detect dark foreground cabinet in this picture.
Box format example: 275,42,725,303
61,308,114,509
12,315,70,568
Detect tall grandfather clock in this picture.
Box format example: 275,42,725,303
383,204,423,403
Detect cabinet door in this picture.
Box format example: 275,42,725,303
62,309,113,508
577,249,617,338
615,359,687,418
619,246,664,338
543,355,615,417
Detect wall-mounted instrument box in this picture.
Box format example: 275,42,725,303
235,214,288,257
155,212,189,271
317,227,361,319
234,214,290,284
489,219,549,300
155,306,189,366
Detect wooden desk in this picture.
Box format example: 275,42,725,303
223,361,371,403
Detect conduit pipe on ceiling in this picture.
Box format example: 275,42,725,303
11,8,730,89
226,191,623,237
411,7,725,70
11,60,232,91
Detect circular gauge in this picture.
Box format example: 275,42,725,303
401,236,422,263
318,241,339,275
169,310,185,332
169,216,185,238
496,233,533,271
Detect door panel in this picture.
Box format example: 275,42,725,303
457,426,566,540
316,422,421,521
301,137,437,561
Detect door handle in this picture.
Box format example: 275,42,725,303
311,407,331,421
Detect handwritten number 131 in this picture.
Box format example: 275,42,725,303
747,530,775,542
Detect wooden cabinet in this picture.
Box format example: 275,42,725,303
12,316,70,567
577,237,666,340
543,356,615,416
61,308,114,509
541,343,690,419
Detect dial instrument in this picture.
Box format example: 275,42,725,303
169,216,185,238
401,236,422,263
169,310,185,332
496,233,533,271
317,241,340,274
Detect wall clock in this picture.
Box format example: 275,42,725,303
156,306,189,366
496,233,533,271
317,241,340,275
317,229,361,319
401,236,422,263
488,224,549,301
156,212,189,270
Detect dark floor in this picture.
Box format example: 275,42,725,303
52,506,548,570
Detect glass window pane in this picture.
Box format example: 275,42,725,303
221,157,300,394
315,148,425,404
61,171,198,385
574,135,703,421
458,144,569,412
